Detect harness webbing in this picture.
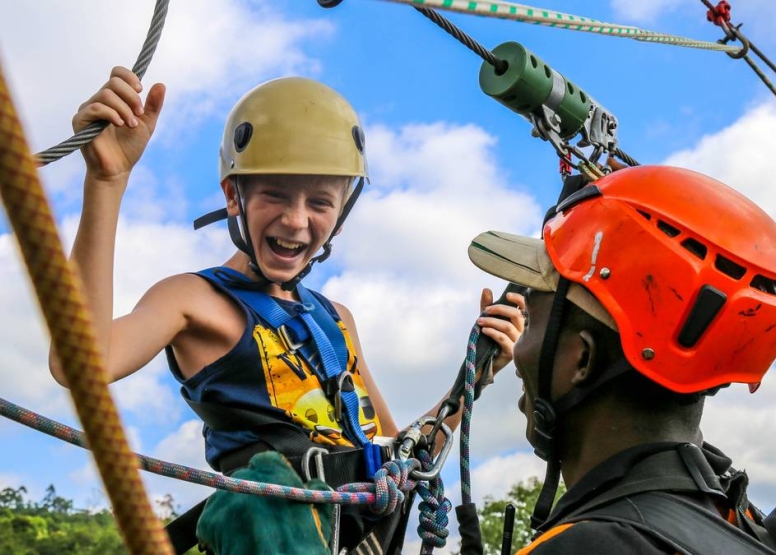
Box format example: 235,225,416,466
200,267,381,477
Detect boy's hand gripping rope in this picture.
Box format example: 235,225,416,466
34,0,170,165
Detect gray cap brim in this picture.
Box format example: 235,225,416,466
469,231,618,331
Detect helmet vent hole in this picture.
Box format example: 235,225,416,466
234,122,253,153
715,255,746,280
681,238,707,260
657,220,680,237
637,209,651,220
751,275,776,295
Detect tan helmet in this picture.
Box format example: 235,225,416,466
219,77,367,183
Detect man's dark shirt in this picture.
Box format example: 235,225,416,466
520,442,761,554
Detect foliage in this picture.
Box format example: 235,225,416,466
455,477,567,555
0,485,202,554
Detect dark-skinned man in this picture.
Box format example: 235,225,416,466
469,165,776,554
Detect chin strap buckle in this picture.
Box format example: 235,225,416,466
532,398,557,462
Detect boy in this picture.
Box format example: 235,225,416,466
50,66,523,552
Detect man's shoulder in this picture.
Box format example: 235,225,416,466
522,520,674,555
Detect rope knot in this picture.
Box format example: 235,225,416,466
369,459,418,515
415,450,452,552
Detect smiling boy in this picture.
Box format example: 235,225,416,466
50,66,523,553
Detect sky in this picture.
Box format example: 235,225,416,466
1,0,776,551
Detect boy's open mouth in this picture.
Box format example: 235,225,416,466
268,237,306,257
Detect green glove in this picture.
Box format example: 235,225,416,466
197,451,334,555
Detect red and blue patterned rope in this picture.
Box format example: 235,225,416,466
461,320,480,505
0,396,417,512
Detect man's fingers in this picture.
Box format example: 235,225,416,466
480,287,494,313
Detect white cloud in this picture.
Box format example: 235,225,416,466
110,356,181,425
0,234,71,415
144,419,214,511
0,472,24,490
609,0,680,24
323,121,542,447
467,451,548,506
1,0,332,152
152,419,209,471
664,101,776,218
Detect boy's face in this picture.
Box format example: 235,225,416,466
239,174,349,285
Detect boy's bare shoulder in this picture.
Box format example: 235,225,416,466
137,272,233,317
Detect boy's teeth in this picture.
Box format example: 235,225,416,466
276,239,303,249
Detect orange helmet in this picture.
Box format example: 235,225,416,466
545,166,776,393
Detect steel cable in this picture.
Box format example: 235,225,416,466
34,0,170,166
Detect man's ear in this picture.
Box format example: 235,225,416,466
333,225,343,237
222,178,240,216
571,330,597,386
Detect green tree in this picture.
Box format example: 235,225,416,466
456,477,566,555
0,486,28,511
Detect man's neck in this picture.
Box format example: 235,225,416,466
558,403,703,487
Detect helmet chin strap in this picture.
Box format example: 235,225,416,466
529,277,570,529
197,176,367,293
279,176,365,291
529,276,636,530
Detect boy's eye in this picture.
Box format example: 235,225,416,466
310,198,335,209
260,190,284,200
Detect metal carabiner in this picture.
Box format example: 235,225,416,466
404,416,454,482
301,447,342,555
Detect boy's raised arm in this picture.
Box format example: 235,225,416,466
49,66,166,386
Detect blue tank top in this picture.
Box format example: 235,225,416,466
166,267,382,469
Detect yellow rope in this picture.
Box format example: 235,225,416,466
0,61,173,554
578,161,607,182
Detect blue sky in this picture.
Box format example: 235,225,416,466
2,0,776,550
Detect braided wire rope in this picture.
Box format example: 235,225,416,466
0,63,173,555
413,6,507,73
700,0,776,97
614,147,640,168
34,0,170,166
382,0,743,53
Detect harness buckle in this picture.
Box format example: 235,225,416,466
278,324,305,354
532,398,557,462
327,372,355,423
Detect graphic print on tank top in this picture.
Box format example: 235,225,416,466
253,318,381,446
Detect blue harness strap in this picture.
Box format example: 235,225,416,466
296,286,383,478
199,267,381,478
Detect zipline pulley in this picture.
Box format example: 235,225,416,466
480,41,619,172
